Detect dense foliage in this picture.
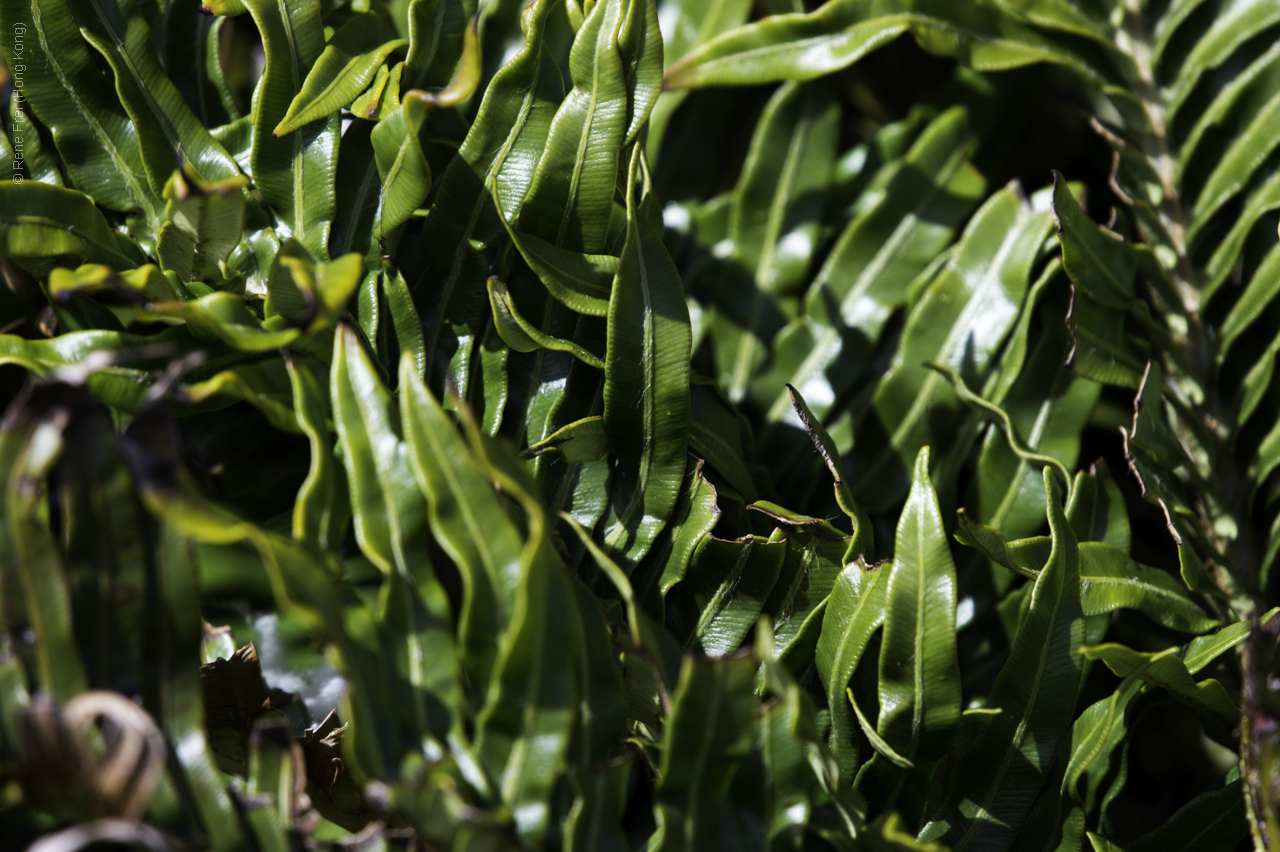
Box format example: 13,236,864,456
0,0,1278,849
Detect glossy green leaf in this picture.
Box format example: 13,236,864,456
2,0,159,220
0,182,146,267
400,355,522,689
928,360,1074,499
765,107,985,426
1066,460,1130,552
156,168,249,283
514,0,627,254
1219,244,1280,362
416,0,563,403
1081,643,1239,728
753,622,857,846
1184,612,1277,675
275,14,407,137
405,0,479,92
657,0,752,69
967,291,1100,539
1064,288,1147,389
852,183,1053,511
955,515,1214,632
921,468,1083,850
137,292,300,352
1046,658,1150,852
953,509,1040,579
267,249,365,334
525,415,611,463
370,96,432,238
159,0,238,127
760,529,846,675
644,0,751,152
487,275,606,367
350,62,394,119
1051,172,1135,308
815,560,888,778
1164,0,1280,121
6,0,1280,846
648,653,759,852
1177,38,1280,186
710,80,838,404
48,261,190,302
63,0,241,192
178,360,301,433
599,147,692,567
331,324,462,745
1201,170,1280,303
634,454,721,604
241,0,340,258
1078,542,1219,633
1189,90,1280,231
495,197,617,317
617,0,662,144
286,354,349,558
664,0,1114,92
669,531,786,655
687,377,758,500
468,424,581,848
331,324,424,577
856,447,961,817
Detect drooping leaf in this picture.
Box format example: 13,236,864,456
487,275,606,367
851,183,1053,511
63,0,243,192
765,107,985,427
664,0,1117,96
0,183,147,268
1081,643,1239,729
274,14,408,137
